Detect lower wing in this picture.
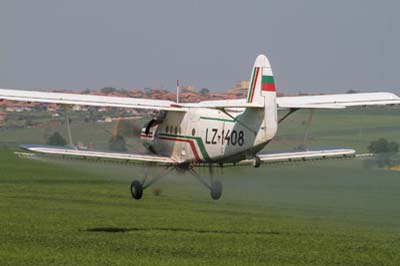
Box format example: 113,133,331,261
239,148,356,166
16,145,356,167
18,144,178,165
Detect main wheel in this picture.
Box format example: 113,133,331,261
130,180,143,200
210,181,222,200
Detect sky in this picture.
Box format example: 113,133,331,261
0,0,399,93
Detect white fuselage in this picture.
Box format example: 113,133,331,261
140,107,277,164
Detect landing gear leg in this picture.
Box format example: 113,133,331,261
189,165,223,200
253,156,261,168
130,165,174,200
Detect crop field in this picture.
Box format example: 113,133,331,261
1,107,400,265
1,150,400,266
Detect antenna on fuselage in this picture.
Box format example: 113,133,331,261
176,79,180,104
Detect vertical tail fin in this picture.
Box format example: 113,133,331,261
246,55,276,104
245,54,278,144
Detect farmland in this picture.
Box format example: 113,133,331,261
1,107,400,265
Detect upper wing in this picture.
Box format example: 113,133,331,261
0,88,261,111
0,88,185,112
182,99,263,109
19,144,177,165
277,92,400,109
181,92,400,110
238,148,356,166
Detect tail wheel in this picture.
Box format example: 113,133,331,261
130,180,143,200
210,181,222,200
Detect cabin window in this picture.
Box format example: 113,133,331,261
192,128,196,136
174,126,178,134
166,126,169,133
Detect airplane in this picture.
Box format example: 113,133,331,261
1,54,399,200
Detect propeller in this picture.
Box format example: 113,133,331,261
103,116,152,152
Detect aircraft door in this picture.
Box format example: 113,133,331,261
182,111,199,161
175,112,191,161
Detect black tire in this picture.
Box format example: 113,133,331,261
210,181,222,200
130,180,143,200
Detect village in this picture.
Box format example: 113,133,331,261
0,80,291,127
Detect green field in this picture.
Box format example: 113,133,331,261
1,107,400,265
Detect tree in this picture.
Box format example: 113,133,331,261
47,132,67,146
101,87,117,94
109,134,127,152
367,138,399,168
368,138,399,154
199,88,210,96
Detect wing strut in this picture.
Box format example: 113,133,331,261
221,109,257,134
64,106,76,150
303,109,315,148
278,108,299,124
262,108,300,150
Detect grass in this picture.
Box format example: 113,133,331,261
1,149,400,265
1,107,400,265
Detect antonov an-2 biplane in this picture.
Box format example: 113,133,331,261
1,54,399,200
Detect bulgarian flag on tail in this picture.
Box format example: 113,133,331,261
261,68,275,92
246,58,276,103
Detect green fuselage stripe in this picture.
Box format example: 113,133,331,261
158,133,211,161
199,116,237,123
